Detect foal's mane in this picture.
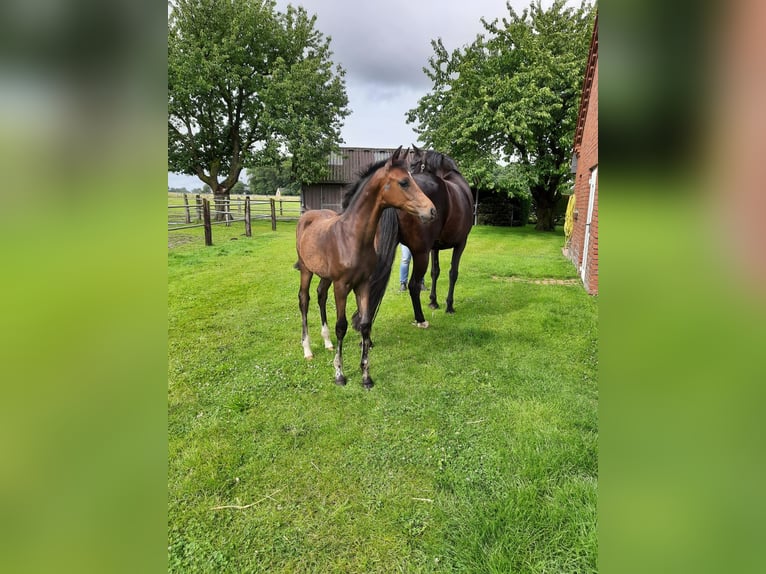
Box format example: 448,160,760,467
340,154,410,211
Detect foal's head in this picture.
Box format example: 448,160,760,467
374,146,436,223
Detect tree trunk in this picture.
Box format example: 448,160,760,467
213,189,231,222
531,182,559,231
534,204,556,231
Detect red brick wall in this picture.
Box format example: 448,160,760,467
569,61,598,295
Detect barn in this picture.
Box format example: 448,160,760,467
565,14,598,295
301,147,400,213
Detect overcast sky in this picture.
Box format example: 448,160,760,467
169,0,569,189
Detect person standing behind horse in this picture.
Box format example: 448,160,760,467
399,245,427,292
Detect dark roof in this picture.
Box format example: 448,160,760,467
317,147,401,184
573,13,598,152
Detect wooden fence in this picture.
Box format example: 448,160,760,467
168,194,302,246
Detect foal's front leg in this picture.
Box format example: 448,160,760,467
355,284,374,389
316,277,334,350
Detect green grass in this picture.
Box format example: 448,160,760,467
168,221,597,573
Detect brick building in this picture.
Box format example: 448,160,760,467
566,14,598,295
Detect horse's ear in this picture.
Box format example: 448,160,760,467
389,145,403,165
411,145,425,163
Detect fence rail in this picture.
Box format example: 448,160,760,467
168,194,302,246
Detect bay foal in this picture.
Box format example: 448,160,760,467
295,147,436,388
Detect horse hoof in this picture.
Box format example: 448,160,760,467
335,375,347,386
411,321,430,329
429,302,439,310
363,379,374,389
446,308,455,315
325,344,334,350
304,353,314,360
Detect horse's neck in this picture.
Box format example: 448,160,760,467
338,186,384,250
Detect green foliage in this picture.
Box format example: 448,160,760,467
476,163,533,226
247,156,302,196
168,0,349,194
493,162,533,200
230,181,247,195
478,190,532,227
168,221,597,572
408,0,595,229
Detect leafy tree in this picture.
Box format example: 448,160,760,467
408,0,594,230
168,0,349,219
247,157,301,196
230,181,247,195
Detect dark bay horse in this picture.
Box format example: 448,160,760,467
352,147,474,329
295,147,436,388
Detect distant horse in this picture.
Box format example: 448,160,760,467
295,147,436,388
351,147,474,329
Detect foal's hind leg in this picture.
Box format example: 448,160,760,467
332,282,350,386
355,284,374,388
298,267,314,359
317,277,334,350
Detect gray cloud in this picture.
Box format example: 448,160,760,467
268,0,527,147
275,0,513,91
169,1,574,186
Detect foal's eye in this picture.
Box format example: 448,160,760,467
399,179,410,188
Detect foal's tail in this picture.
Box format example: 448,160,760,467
352,207,399,331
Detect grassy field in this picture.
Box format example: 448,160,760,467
168,220,597,573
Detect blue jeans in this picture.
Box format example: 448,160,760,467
399,245,412,284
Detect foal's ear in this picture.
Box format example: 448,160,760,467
412,144,422,157
390,145,404,164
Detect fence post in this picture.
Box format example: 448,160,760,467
224,196,231,227
196,194,202,222
270,198,277,231
245,196,252,237
203,198,213,246
183,194,191,224
279,199,283,216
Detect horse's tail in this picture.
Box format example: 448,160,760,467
352,207,399,331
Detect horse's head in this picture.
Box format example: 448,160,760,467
409,144,426,174
409,145,459,179
378,146,436,223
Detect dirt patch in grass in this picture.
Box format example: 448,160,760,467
492,275,581,286
168,234,198,249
